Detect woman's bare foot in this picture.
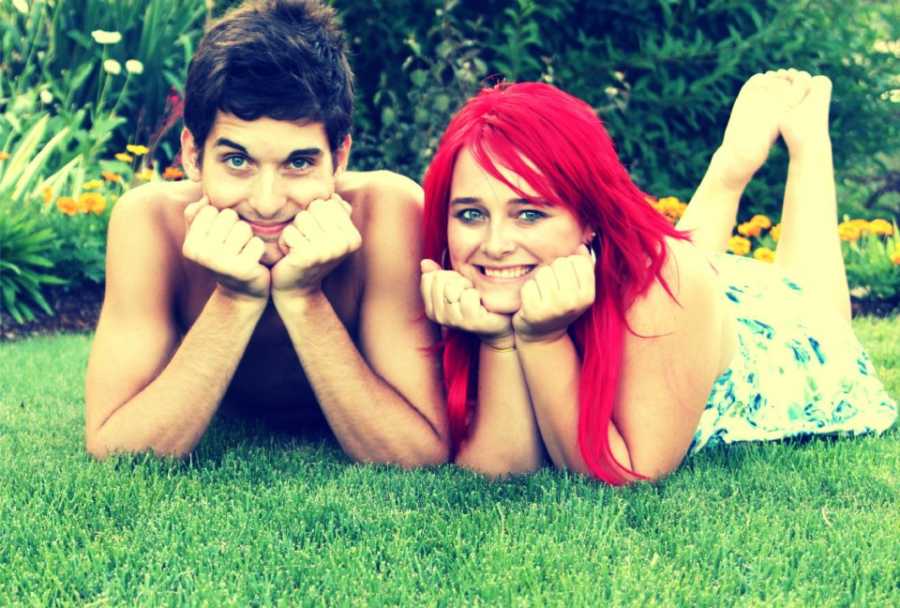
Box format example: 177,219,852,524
716,70,795,189
778,71,833,158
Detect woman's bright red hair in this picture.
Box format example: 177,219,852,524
422,82,688,485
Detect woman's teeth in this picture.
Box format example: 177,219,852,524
482,266,532,279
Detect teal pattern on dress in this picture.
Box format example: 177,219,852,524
688,254,897,456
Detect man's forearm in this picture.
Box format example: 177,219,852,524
87,288,266,458
273,290,446,467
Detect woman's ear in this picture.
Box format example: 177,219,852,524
179,127,202,182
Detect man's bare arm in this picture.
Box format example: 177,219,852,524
271,174,449,467
85,188,267,458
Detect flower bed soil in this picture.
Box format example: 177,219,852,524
0,284,104,341
0,284,896,342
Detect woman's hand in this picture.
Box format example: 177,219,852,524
513,245,595,343
420,259,513,344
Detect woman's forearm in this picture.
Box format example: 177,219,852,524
455,338,545,477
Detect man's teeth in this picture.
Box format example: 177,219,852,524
482,266,531,279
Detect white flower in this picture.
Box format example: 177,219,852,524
125,59,144,75
91,30,122,45
103,59,122,75
40,89,53,104
12,0,29,15
604,86,619,97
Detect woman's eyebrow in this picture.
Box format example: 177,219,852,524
449,197,533,205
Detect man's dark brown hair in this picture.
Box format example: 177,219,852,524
183,0,354,160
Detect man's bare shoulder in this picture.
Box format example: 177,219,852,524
337,169,423,217
111,179,202,237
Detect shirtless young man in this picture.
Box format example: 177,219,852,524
84,0,448,466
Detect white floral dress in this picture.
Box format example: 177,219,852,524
688,254,897,456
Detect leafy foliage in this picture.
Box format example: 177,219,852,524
0,203,65,324
338,0,899,222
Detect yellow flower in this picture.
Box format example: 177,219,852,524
126,144,149,155
869,218,894,236
135,168,154,182
163,166,185,180
102,170,122,183
838,222,862,242
753,247,775,263
770,224,781,241
844,219,871,237
78,192,107,214
57,196,78,216
655,196,687,223
737,221,762,238
42,186,54,206
728,236,752,256
750,214,772,229
892,245,900,266
115,152,134,163
0,151,9,161
83,179,104,190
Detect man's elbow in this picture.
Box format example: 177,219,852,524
84,427,193,461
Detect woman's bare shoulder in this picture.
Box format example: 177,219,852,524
625,238,721,336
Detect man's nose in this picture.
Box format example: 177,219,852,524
249,170,285,218
481,221,516,258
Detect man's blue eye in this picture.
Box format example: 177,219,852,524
456,208,485,223
289,158,312,170
225,155,246,169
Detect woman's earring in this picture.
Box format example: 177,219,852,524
586,233,598,263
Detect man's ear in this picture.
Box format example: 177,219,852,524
179,127,202,182
334,134,352,176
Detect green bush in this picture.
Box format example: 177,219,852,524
339,0,899,223
1,0,206,164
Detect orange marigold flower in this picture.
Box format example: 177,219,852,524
163,166,185,180
728,235,752,256
753,247,775,263
770,224,781,241
83,179,104,190
57,196,78,215
737,221,762,238
115,152,134,163
869,218,894,236
42,186,54,206
0,151,9,161
78,192,106,214
750,214,772,229
892,246,900,266
102,170,122,183
126,144,149,155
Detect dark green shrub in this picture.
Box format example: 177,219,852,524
339,0,899,223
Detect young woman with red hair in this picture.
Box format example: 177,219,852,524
419,69,896,484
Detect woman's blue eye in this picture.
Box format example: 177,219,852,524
455,208,485,223
224,155,247,169
518,209,547,223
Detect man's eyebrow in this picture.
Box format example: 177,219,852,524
213,138,248,153
212,139,323,161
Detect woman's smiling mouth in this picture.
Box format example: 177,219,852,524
478,265,535,280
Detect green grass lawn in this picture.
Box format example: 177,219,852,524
1,318,897,606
